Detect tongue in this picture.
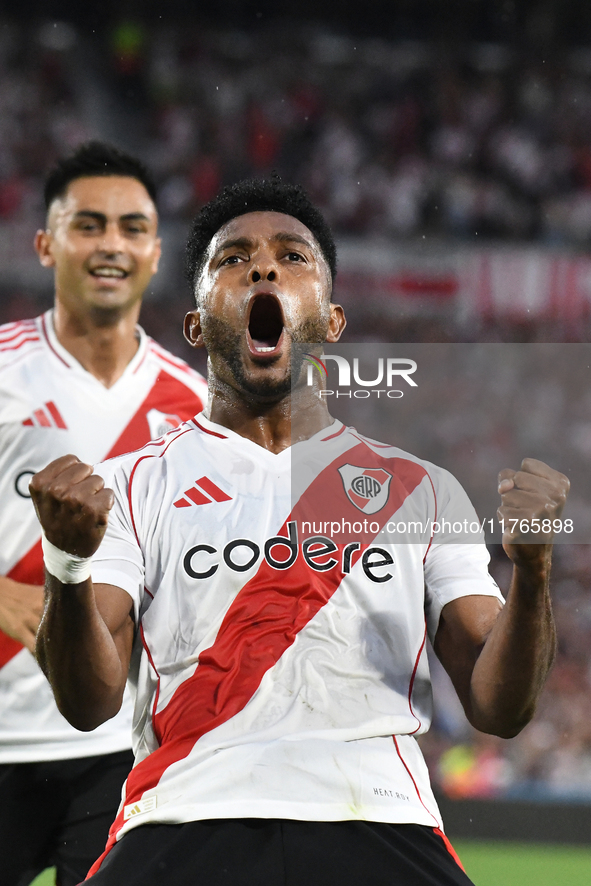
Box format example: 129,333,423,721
252,335,278,350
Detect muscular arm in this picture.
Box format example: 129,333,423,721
36,578,134,731
434,565,554,738
0,576,44,652
433,459,567,739
30,454,134,731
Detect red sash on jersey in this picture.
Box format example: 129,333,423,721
0,540,44,668
0,369,204,670
106,369,203,460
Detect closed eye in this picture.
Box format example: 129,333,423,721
76,221,102,233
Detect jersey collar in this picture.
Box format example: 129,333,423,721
40,309,149,383
193,412,345,453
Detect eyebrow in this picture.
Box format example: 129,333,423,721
73,211,151,223
272,232,314,250
214,236,253,254
214,231,315,256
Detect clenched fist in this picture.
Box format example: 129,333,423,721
29,454,114,558
497,457,570,563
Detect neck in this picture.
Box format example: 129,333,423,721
52,302,141,388
205,376,333,454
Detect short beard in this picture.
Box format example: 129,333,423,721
202,314,328,404
88,305,126,327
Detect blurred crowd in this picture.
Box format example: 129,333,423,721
0,20,91,226
6,19,591,246
103,22,591,246
112,21,591,245
2,15,591,803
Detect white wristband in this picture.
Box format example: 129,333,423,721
41,533,92,584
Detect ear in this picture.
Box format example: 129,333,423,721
151,237,162,275
183,310,205,348
326,303,346,343
34,230,56,269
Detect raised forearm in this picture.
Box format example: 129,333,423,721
468,551,555,737
437,458,566,739
30,454,132,730
465,457,567,737
36,575,130,731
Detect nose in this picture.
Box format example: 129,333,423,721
249,256,277,284
251,269,276,282
98,223,126,255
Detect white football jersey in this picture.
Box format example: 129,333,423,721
0,310,207,762
88,414,503,868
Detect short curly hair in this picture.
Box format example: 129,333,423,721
186,176,337,293
44,141,157,210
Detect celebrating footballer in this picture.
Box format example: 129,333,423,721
0,142,206,886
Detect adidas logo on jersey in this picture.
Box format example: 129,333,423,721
22,401,67,429
123,795,157,820
174,477,232,508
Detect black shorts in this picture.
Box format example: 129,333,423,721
0,749,133,886
87,818,475,886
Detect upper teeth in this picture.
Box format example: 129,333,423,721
255,346,275,352
92,267,126,277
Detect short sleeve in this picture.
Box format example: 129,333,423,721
423,464,504,642
424,543,504,643
91,460,145,623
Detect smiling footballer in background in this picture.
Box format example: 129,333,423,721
0,142,207,886
31,177,568,885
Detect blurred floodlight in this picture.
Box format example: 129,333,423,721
37,21,77,52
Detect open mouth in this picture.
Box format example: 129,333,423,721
89,266,129,279
247,294,285,356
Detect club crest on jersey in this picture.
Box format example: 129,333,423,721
146,407,182,439
338,465,392,514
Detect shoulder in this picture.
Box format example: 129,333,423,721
345,427,446,480
0,317,44,370
143,336,207,398
344,426,469,506
94,419,201,487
